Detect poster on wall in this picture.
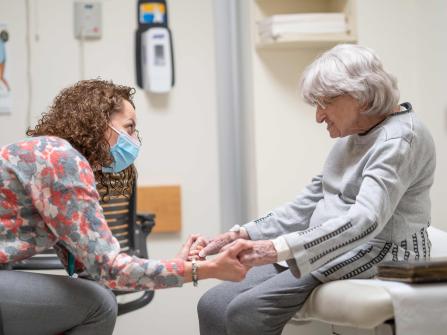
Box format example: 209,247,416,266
0,22,12,115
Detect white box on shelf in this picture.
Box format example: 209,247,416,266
257,13,347,39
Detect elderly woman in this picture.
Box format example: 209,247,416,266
195,44,436,335
0,79,249,335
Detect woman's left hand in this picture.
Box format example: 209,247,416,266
176,234,205,260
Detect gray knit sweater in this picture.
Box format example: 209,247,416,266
244,103,436,282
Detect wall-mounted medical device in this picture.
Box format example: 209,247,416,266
74,1,102,39
135,0,175,93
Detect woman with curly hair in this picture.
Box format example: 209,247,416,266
0,79,250,335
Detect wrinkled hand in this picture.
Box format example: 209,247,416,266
210,239,253,282
222,240,278,267
198,230,249,258
177,234,205,261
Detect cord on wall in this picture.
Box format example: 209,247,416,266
74,1,103,80
24,0,33,129
79,30,85,80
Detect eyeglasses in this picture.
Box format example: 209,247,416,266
130,128,142,144
313,96,338,110
109,125,142,146
315,99,327,110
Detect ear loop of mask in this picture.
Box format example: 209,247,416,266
109,124,141,147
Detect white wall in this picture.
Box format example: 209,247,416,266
248,0,447,233
0,0,221,334
356,0,447,231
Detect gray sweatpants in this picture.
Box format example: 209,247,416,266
0,270,117,335
198,264,321,335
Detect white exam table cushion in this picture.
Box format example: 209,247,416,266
292,226,447,329
293,279,393,329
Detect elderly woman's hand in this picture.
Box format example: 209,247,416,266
188,227,251,260
196,229,251,259
176,234,206,261
221,239,278,267
187,236,209,260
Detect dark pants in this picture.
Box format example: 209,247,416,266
0,271,117,335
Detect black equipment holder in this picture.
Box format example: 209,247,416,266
135,0,175,90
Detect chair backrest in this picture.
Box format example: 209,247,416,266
97,182,149,258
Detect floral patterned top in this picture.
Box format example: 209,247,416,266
0,136,184,290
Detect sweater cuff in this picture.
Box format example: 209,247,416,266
242,221,266,240
272,236,293,262
283,232,312,275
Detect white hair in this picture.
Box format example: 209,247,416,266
300,44,399,116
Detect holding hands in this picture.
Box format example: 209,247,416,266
221,239,278,267
187,227,278,268
177,234,253,282
188,228,249,260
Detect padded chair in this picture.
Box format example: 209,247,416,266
10,181,156,316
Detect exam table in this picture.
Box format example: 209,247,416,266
287,226,447,335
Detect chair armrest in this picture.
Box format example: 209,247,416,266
136,212,156,236
115,290,155,316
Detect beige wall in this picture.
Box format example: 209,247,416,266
248,0,447,233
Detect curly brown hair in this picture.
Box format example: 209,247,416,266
27,79,137,198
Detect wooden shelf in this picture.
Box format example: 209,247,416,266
256,33,357,49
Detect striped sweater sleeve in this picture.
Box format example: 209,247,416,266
283,138,414,276
243,174,323,240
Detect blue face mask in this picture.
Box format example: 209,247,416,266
102,125,141,173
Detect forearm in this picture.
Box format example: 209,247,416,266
230,226,250,240
283,191,387,276
244,175,323,240
90,253,186,290
183,260,217,283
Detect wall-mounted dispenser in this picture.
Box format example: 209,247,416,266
135,0,175,93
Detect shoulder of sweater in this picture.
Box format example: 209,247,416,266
11,136,89,167
12,135,73,150
380,112,416,144
381,112,434,152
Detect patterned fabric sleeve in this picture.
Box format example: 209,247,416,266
23,137,184,290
